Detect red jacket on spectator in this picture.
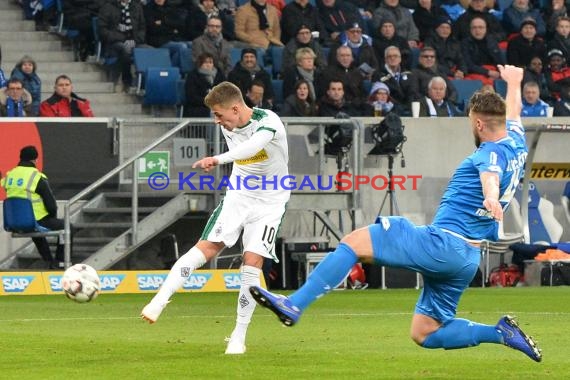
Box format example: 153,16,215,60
39,93,94,117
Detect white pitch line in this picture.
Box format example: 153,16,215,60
0,311,569,323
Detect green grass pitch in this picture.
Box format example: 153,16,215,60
0,287,568,379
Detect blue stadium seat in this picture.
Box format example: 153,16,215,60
410,47,420,69
92,16,118,69
133,48,172,94
363,80,372,96
272,79,284,108
450,79,483,110
3,198,51,233
143,67,180,106
271,46,284,79
494,79,507,98
497,0,513,10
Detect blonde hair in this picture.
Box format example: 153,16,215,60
204,81,245,108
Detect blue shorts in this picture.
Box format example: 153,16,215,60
369,216,481,323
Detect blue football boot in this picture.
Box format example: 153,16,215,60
496,315,542,362
249,286,301,326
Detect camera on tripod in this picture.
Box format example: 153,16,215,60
368,113,406,156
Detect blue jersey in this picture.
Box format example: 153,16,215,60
432,120,527,241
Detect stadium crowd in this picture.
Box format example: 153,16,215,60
5,0,570,117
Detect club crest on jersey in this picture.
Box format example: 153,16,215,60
235,149,268,165
381,217,391,231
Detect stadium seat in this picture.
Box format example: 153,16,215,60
271,46,284,79
410,47,420,69
143,67,180,107
272,79,284,108
133,48,172,95
561,182,570,226
54,0,81,61
92,16,118,70
3,198,63,238
494,79,507,98
450,79,483,110
363,79,372,96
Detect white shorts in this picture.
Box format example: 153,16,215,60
201,192,287,261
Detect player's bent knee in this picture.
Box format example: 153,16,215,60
340,227,373,260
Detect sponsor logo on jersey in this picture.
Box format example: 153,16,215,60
99,274,125,291
235,149,268,165
2,275,35,293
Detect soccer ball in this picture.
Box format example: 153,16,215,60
61,264,101,303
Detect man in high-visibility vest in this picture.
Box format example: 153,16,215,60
2,146,65,268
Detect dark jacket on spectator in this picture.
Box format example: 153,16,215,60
423,33,467,76
227,63,275,102
372,33,412,71
328,37,379,74
412,64,458,105
283,65,323,100
412,5,450,41
184,68,225,117
144,0,186,47
319,61,365,104
10,66,41,116
374,66,420,114
418,96,461,117
192,34,233,77
461,35,506,75
502,6,546,36
372,2,420,42
280,93,319,116
453,7,506,42
280,1,328,44
547,33,570,62
318,96,363,116
282,38,328,74
316,0,362,44
506,35,546,67
523,66,553,104
98,0,146,45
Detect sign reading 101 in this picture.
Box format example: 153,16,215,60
173,138,207,166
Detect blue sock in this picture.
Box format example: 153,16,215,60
289,243,358,310
422,318,503,349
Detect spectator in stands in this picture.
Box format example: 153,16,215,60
547,16,570,61
98,0,146,92
317,0,363,46
372,0,419,48
184,53,225,117
283,47,323,100
62,0,103,60
1,146,67,269
280,0,328,44
506,18,546,68
461,16,506,85
424,17,467,79
228,48,275,105
319,45,366,107
412,46,458,105
553,85,570,115
521,81,549,116
440,0,466,22
413,0,451,42
453,0,506,42
372,17,412,70
244,79,273,109
367,81,394,116
234,0,283,50
0,78,33,117
418,76,461,117
216,0,237,14
523,56,553,103
282,24,327,75
185,0,235,41
192,16,233,77
318,79,363,116
545,48,570,100
544,0,568,39
10,55,41,116
145,0,192,74
375,45,419,116
39,75,94,117
0,68,6,89
328,22,378,77
503,0,546,37
280,78,319,116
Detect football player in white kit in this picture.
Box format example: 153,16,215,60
141,82,290,355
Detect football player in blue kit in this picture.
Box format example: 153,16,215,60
250,65,542,362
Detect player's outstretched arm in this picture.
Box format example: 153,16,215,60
498,65,523,123
480,171,503,221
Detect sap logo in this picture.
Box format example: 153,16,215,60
182,274,212,290
49,275,64,291
137,274,167,290
223,274,241,289
100,275,125,291
2,276,35,293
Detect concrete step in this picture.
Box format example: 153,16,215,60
0,31,59,41
0,1,21,9
0,21,35,32
39,81,115,94
2,40,63,51
0,9,25,19
74,222,132,229
3,61,101,73
3,50,75,62
41,71,106,84
91,103,143,116
84,93,141,104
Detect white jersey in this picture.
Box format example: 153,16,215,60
216,107,290,203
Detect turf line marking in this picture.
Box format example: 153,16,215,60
0,311,569,323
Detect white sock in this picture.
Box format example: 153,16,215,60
229,265,261,344
151,246,207,306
